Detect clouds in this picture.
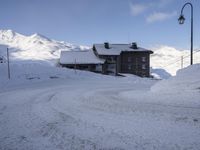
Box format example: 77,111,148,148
146,11,177,23
157,0,174,7
130,0,177,23
130,3,148,16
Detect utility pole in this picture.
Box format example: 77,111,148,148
181,56,183,69
7,48,10,79
74,59,77,74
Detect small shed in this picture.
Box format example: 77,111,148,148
60,50,105,72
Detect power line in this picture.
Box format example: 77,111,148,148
162,49,200,68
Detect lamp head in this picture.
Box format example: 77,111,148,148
178,15,185,24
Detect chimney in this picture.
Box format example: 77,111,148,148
104,42,110,49
131,42,138,49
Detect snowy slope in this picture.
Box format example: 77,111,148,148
0,30,93,88
121,64,200,107
151,64,200,93
0,30,89,65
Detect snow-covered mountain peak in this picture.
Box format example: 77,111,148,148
0,29,89,65
0,29,25,43
152,45,182,57
29,33,51,42
151,45,200,75
0,29,16,37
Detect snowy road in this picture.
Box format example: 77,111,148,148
0,78,200,150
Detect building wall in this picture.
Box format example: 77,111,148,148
119,52,150,77
60,64,103,73
98,55,118,75
97,52,151,77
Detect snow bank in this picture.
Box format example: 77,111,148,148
151,68,171,79
120,64,200,107
0,60,156,92
0,61,115,91
151,64,200,92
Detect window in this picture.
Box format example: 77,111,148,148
142,64,146,70
0,57,3,63
128,56,132,62
95,64,102,72
107,57,115,63
142,57,146,62
128,64,132,70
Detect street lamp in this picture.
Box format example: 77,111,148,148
178,2,193,65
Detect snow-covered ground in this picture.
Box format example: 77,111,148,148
0,64,200,150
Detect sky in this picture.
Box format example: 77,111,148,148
0,0,199,49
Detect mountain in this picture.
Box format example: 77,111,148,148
151,45,200,75
0,30,89,65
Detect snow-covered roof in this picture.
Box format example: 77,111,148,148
94,44,153,55
60,50,105,65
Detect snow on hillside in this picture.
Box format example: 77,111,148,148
151,45,200,75
0,30,94,89
0,29,89,65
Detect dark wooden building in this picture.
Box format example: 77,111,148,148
0,57,3,63
93,42,153,77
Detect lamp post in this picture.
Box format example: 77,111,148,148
178,2,193,65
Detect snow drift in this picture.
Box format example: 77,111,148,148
151,68,171,79
151,63,200,92
120,64,200,107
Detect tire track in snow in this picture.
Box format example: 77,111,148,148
1,80,200,150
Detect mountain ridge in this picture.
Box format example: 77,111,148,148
0,29,89,65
